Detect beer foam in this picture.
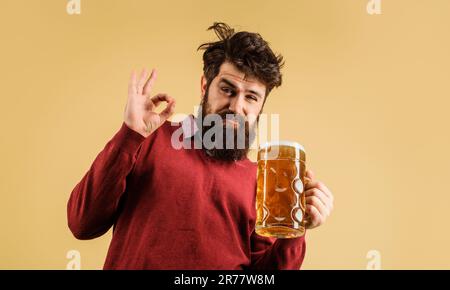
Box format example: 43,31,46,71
259,141,305,152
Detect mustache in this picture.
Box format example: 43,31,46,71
213,110,248,124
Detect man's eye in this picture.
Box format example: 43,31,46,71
221,87,233,95
246,95,257,102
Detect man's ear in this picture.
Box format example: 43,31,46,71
200,75,207,100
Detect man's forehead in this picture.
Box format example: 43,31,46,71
217,62,264,87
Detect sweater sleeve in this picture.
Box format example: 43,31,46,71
67,122,146,240
248,231,307,270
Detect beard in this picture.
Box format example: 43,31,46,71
197,91,257,162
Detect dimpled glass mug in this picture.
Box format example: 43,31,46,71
255,141,306,238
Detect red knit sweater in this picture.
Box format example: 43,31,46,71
67,116,306,269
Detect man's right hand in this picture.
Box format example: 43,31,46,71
124,68,176,138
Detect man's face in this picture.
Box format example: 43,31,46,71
201,61,266,128
199,61,267,161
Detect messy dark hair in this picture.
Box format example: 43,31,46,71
198,22,284,98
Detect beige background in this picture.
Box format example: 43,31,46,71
1,0,449,269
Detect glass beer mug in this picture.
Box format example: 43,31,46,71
255,141,306,238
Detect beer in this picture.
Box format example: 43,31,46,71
255,141,306,238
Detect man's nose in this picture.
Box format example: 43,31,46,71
228,94,246,116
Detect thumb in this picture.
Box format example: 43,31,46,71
305,169,315,184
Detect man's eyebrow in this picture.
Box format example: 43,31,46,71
219,78,263,99
220,78,237,89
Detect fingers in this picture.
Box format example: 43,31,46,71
305,180,333,201
305,204,323,229
148,93,176,121
303,170,335,230
305,188,332,211
306,169,315,181
150,93,174,107
304,169,315,187
306,194,330,218
128,70,138,95
143,69,157,96
160,99,176,122
128,68,157,96
137,69,150,95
